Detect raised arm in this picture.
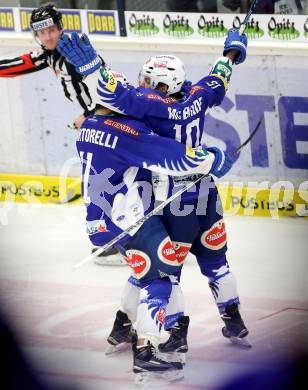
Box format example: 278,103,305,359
80,28,247,118
0,49,48,77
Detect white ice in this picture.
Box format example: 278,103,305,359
0,203,307,389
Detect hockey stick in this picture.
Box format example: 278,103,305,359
239,0,259,34
72,120,262,271
231,116,263,155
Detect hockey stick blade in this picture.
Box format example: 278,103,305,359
231,116,263,156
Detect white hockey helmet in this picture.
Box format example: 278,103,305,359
139,55,186,95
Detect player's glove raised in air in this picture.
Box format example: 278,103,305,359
223,28,247,65
205,146,235,178
57,32,102,76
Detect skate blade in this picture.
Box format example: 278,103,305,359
105,342,131,355
94,255,126,266
159,351,186,365
134,369,184,387
229,336,252,348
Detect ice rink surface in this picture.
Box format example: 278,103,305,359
1,203,308,389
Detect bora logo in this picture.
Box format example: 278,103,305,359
0,8,14,31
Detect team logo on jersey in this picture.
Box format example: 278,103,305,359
157,237,178,266
172,241,191,265
86,219,109,235
125,249,151,279
201,219,227,250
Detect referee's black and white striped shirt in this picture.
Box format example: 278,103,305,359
0,47,95,116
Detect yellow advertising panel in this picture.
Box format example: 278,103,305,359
1,174,307,218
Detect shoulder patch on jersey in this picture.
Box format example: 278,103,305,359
201,219,227,250
211,73,228,91
104,119,140,136
186,145,196,158
146,93,176,104
188,85,205,95
125,249,151,279
100,68,118,92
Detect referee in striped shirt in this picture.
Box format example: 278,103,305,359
0,4,121,265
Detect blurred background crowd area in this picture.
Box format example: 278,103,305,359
1,0,308,15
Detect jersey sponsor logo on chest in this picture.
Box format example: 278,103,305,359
168,97,202,120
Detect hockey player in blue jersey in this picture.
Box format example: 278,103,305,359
57,35,236,383
58,28,251,353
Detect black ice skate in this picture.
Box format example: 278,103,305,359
133,341,184,386
105,310,137,355
221,303,251,348
158,316,189,364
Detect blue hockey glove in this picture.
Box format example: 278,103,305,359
223,28,247,65
206,146,235,178
57,32,101,75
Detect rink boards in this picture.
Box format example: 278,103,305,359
0,173,307,218
0,32,307,219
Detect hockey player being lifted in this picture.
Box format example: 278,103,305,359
0,4,119,264
57,27,251,353
56,33,235,384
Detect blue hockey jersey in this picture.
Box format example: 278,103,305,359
91,72,226,148
85,65,228,201
76,113,216,246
